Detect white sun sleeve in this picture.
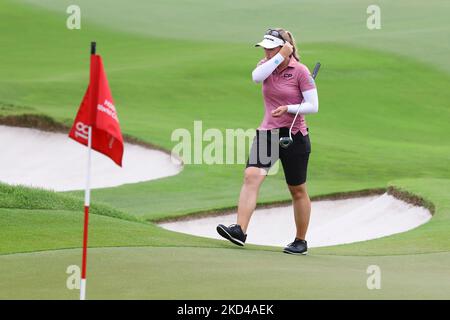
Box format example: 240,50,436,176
287,88,319,115
252,53,285,83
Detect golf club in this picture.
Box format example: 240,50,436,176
279,62,321,148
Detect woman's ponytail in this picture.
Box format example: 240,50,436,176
285,30,300,61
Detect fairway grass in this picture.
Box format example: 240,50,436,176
20,0,450,73
1,0,449,299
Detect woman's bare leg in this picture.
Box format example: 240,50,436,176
287,183,311,240
236,167,267,233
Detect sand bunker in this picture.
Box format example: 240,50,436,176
0,125,182,191
159,193,431,248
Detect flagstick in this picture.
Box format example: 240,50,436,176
80,42,96,300
80,125,92,300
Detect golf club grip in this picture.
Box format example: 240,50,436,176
312,62,321,79
91,42,96,55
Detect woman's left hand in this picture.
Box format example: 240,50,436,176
271,105,288,117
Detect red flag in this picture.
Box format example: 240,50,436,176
69,54,124,166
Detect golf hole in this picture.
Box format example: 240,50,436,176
0,125,183,191
159,193,432,248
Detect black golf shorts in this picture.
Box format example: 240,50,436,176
246,127,311,186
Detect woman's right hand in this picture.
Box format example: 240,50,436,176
279,42,293,59
271,105,288,117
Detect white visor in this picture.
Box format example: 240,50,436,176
255,35,285,49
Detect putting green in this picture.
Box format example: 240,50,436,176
1,247,450,299
1,0,449,299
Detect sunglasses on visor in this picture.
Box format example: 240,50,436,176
265,29,286,41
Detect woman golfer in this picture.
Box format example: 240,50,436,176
217,28,319,255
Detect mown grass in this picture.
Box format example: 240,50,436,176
0,0,449,299
1,0,449,255
2,247,450,299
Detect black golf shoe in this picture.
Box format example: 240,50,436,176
216,224,247,246
283,238,308,255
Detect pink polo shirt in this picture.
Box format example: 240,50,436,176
256,56,316,136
